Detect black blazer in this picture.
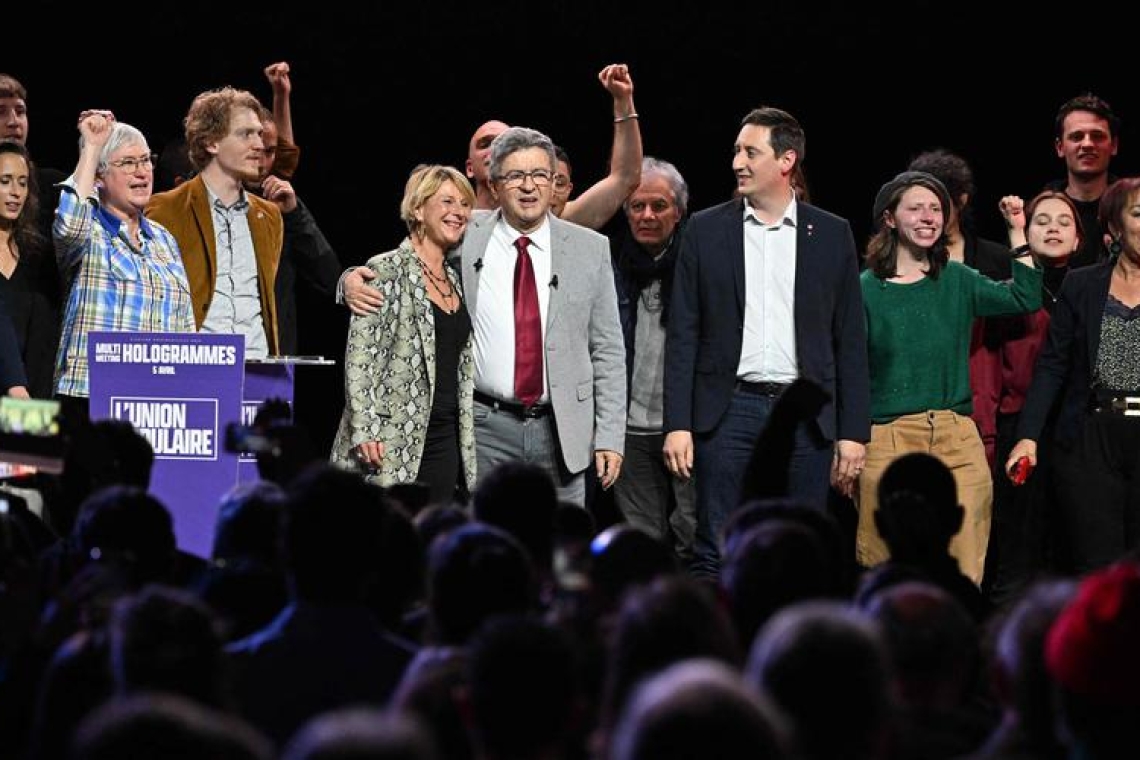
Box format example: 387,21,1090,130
1018,262,1114,445
0,282,27,392
273,198,342,355
663,198,870,443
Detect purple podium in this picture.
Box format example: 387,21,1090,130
88,331,332,557
237,356,336,483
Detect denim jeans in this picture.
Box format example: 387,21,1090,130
691,389,832,579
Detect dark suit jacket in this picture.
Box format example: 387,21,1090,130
664,198,870,443
1017,262,1114,446
273,197,341,355
146,175,283,354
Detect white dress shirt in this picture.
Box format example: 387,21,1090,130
737,197,798,383
473,213,553,402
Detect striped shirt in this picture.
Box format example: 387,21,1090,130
53,177,196,397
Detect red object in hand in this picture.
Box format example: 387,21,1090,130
1009,456,1034,486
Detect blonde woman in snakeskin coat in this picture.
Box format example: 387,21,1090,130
331,166,477,502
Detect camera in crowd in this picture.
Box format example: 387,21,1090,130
0,397,65,476
224,398,318,486
223,398,293,457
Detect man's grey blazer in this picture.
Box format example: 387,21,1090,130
459,211,626,473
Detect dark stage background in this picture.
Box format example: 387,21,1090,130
15,2,1136,453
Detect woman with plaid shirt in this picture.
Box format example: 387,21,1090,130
53,111,194,416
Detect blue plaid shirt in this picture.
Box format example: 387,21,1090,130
53,178,196,397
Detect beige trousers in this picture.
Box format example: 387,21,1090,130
856,410,993,584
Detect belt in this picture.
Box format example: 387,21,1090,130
734,380,790,397
474,390,552,419
1091,392,1140,417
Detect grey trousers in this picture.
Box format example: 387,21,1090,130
613,431,696,563
473,399,586,506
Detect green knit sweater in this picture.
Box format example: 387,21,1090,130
861,260,1042,423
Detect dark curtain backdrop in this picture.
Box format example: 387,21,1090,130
17,1,1135,452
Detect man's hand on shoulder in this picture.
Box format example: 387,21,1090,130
344,266,382,316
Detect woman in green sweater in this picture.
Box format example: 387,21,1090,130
857,171,1041,584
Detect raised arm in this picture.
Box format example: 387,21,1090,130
999,195,1028,249
263,62,300,179
54,110,115,267
71,110,114,199
264,62,294,145
561,63,642,231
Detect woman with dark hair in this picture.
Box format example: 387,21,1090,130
857,171,1040,585
1009,177,1140,574
0,141,48,397
978,191,1082,602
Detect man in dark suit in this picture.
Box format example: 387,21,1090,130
663,106,870,578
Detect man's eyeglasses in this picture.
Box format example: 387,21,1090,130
553,173,571,190
498,169,553,188
109,153,157,173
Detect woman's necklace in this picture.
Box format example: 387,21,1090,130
418,256,457,313
1038,259,1070,306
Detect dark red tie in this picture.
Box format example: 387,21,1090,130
513,235,543,406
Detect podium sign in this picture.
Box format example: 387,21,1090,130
88,331,245,557
237,362,296,483
238,356,336,483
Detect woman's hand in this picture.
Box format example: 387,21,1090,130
999,195,1028,248
1005,438,1038,481
78,110,116,147
354,440,386,469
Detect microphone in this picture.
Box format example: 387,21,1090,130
474,258,483,271
549,275,559,289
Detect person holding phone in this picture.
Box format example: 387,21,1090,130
857,171,1041,585
1009,177,1140,574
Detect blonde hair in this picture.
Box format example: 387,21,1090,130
400,164,475,238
